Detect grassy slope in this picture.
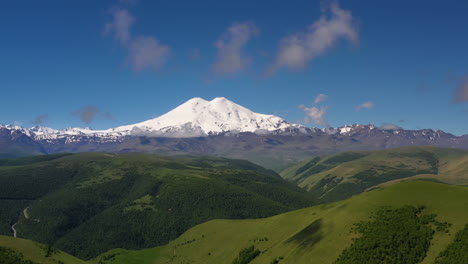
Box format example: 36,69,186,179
0,235,86,264
280,146,468,202
0,152,317,259
95,181,468,264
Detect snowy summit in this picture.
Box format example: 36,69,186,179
5,97,301,140
109,97,299,136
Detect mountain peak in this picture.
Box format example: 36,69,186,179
184,97,208,104
110,97,298,136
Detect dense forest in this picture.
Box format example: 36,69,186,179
335,205,449,264
0,153,317,259
436,223,468,263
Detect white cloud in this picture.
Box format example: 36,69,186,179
213,23,258,75
13,121,23,127
104,8,171,72
33,114,49,125
299,93,330,127
299,104,329,127
455,76,468,102
104,9,135,45
271,0,358,72
128,36,170,72
314,93,328,104
73,106,99,124
380,123,401,130
356,101,374,111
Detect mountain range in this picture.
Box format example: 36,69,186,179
2,97,467,169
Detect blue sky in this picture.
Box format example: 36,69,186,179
1,0,468,134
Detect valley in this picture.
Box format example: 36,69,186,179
0,152,317,259
3,0,467,262
1,146,468,263
2,181,468,263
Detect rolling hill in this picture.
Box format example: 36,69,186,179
0,235,86,264
0,153,317,259
281,146,468,202
93,181,468,264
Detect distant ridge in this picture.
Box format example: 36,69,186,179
1,97,468,169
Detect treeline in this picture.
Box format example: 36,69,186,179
335,205,448,264
436,223,468,263
232,246,261,264
0,246,37,264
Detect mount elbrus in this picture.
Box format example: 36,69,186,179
1,97,467,169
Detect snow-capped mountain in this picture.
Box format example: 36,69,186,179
1,97,468,166
108,97,300,136
9,97,301,140
0,97,463,142
0,98,464,142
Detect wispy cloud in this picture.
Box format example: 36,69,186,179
380,123,401,130
213,22,258,75
128,36,170,71
356,101,374,111
73,106,113,124
33,114,49,125
455,75,468,102
104,7,170,72
314,93,328,104
73,106,99,124
269,0,358,74
104,9,135,45
299,94,330,127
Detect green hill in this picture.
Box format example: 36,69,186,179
94,181,468,264
280,146,468,202
0,235,86,264
0,153,317,259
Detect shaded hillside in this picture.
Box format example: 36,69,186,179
0,153,317,259
0,127,46,159
281,146,468,202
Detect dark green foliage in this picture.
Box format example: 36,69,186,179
309,176,343,197
0,200,30,235
435,224,468,263
0,246,37,264
43,244,58,257
335,206,439,264
322,152,368,166
295,157,321,176
1,153,317,259
0,153,72,167
388,151,439,174
232,246,261,264
0,162,81,200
